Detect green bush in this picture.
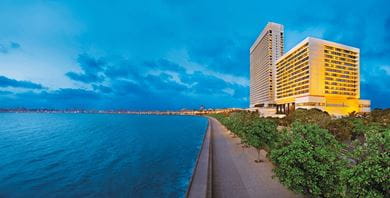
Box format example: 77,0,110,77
211,111,258,146
224,111,256,138
246,118,278,161
283,108,331,128
327,118,354,141
270,122,345,197
210,110,390,198
327,117,384,142
368,108,390,127
348,117,368,139
341,128,390,198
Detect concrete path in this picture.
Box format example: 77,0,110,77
210,117,300,198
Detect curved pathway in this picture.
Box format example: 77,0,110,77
209,117,299,198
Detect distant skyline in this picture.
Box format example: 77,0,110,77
0,0,389,110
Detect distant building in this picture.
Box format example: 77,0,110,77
249,22,284,108
249,22,371,116
275,37,370,116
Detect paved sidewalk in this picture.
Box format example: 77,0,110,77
210,117,300,198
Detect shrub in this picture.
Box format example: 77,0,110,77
368,108,390,127
211,111,390,197
246,118,278,162
348,117,367,139
283,108,331,128
212,111,259,146
226,111,256,138
327,118,354,141
341,128,390,198
270,122,345,197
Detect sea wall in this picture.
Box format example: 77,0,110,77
186,119,212,198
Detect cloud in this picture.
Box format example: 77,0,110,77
0,90,12,95
0,0,389,109
144,59,187,73
143,73,188,93
47,88,100,100
103,58,186,83
179,71,242,96
10,42,20,49
187,37,249,77
0,75,45,89
0,41,21,54
64,52,248,105
65,54,106,83
66,72,104,83
111,80,149,97
104,61,140,79
222,88,235,96
3,89,101,109
92,84,112,93
0,52,249,110
380,66,390,76
77,53,105,73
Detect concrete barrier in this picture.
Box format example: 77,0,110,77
186,119,212,198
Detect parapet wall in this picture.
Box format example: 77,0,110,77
186,119,212,198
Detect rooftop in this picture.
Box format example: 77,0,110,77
249,22,284,53
276,37,359,63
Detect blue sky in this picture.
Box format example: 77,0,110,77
0,0,389,110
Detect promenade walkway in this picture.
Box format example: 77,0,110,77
210,117,299,198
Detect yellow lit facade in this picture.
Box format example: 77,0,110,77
275,37,370,116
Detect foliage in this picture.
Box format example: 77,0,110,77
211,111,278,151
283,108,331,128
327,118,354,141
210,109,390,198
270,122,345,197
246,118,278,151
223,111,256,139
348,117,368,139
246,118,278,161
341,128,390,198
367,108,390,127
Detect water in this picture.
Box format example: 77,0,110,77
0,113,208,198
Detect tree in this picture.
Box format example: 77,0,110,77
270,122,345,197
327,118,354,141
283,108,331,128
368,108,390,127
348,117,367,140
341,128,390,198
221,111,258,141
246,118,278,163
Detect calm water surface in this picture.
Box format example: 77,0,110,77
0,113,207,198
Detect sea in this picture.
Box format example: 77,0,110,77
0,113,208,198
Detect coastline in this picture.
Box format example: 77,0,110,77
0,108,242,116
186,118,212,198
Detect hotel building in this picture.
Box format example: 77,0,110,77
250,22,284,108
274,37,370,116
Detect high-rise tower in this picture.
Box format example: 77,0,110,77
250,22,284,108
